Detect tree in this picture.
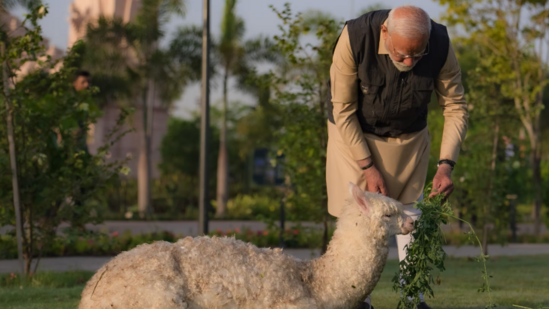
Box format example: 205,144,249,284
214,0,280,218
359,3,390,15
268,4,342,252
421,37,524,251
460,42,519,251
158,116,218,216
0,0,40,12
215,0,242,218
0,0,44,277
0,6,128,274
160,102,256,212
82,0,200,218
436,0,548,234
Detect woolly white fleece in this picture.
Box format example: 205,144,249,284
78,183,414,309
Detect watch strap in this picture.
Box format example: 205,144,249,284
437,159,456,170
360,161,374,171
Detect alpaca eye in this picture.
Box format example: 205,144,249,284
384,214,391,218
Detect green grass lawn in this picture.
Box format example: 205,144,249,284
373,255,549,309
0,271,93,309
1,255,548,309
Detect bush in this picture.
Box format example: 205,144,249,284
1,227,547,260
0,230,178,259
443,230,549,246
209,224,333,249
223,194,281,220
98,174,201,220
0,226,330,259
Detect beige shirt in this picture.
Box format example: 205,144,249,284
330,25,468,163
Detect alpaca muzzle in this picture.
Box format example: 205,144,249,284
401,216,414,235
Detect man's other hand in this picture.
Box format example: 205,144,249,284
430,164,453,198
357,158,389,197
364,166,389,196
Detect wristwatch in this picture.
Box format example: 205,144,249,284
360,161,374,170
437,159,456,170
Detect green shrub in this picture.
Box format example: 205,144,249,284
1,226,547,260
223,194,281,220
0,230,179,259
208,224,333,249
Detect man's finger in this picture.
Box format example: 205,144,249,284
441,184,454,196
380,183,388,197
441,185,453,203
429,184,441,197
434,183,453,203
430,176,446,197
437,183,449,193
440,181,454,192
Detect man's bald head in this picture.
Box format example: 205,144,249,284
381,5,431,71
387,5,431,40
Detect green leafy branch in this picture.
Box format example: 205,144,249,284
392,184,495,309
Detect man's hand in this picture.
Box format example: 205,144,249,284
358,158,389,196
429,164,453,198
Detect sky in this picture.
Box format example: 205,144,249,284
12,0,447,119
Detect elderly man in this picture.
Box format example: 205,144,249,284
326,5,468,309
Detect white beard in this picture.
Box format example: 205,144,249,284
391,58,415,72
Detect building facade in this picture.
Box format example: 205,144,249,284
69,0,169,179
0,11,64,76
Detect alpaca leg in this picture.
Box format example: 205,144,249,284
356,294,371,309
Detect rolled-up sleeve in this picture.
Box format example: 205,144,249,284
330,26,371,161
435,41,469,162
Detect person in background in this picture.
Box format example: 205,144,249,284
71,70,92,231
73,70,91,153
73,70,91,92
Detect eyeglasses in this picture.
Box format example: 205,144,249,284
388,34,429,60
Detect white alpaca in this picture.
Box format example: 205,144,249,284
79,183,414,309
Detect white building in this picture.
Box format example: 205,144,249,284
0,11,64,77
69,0,169,179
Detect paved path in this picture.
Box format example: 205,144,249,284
1,244,548,273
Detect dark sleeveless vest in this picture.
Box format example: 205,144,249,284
327,10,450,137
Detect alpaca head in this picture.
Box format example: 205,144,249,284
339,183,414,240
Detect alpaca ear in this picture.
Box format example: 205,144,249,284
349,182,370,213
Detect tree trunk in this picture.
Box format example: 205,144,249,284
23,209,33,275
2,43,25,274
530,22,545,237
509,197,517,243
138,81,154,218
531,143,542,236
483,123,499,255
216,71,229,218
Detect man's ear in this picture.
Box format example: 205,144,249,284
349,182,370,213
381,24,388,40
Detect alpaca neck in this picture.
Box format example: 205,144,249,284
307,223,390,308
